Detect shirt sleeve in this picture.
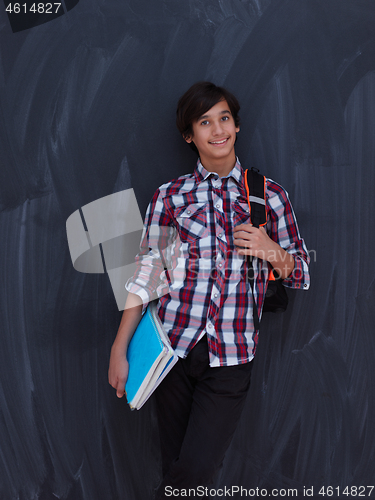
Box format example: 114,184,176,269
266,179,310,290
125,187,176,309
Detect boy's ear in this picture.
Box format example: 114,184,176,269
183,134,193,144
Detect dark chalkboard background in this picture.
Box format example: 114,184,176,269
1,0,375,499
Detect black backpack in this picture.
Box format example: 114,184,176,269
244,168,288,329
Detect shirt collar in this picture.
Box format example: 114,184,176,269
193,157,244,185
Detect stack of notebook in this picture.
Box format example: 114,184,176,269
125,301,178,410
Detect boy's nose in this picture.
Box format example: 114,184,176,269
212,121,224,135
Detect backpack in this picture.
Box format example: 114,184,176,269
244,168,289,329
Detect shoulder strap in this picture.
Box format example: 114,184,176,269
244,168,267,228
244,168,267,331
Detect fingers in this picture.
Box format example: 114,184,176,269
108,348,129,399
233,234,252,253
234,238,252,250
108,369,127,398
233,224,257,242
233,228,256,248
109,375,127,398
233,225,268,259
108,377,126,398
116,384,126,399
233,225,267,246
233,232,252,243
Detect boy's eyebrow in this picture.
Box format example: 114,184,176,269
199,109,232,120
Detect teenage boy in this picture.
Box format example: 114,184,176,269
108,82,310,497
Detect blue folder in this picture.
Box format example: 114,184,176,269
125,301,178,410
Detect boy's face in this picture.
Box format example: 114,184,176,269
185,100,239,169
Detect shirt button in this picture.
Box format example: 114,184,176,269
218,263,223,268
218,233,222,238
304,284,308,288
214,293,218,298
207,323,212,329
186,210,191,215
216,204,220,209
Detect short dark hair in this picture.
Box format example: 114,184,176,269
176,81,240,153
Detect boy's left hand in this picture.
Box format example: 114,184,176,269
233,223,295,279
233,223,276,261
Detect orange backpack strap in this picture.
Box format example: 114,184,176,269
244,167,268,330
244,168,288,317
244,168,267,228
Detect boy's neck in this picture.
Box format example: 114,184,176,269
200,153,237,178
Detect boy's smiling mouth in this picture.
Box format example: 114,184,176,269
209,138,229,145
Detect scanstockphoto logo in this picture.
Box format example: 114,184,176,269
66,189,180,312
66,189,146,312
4,0,80,33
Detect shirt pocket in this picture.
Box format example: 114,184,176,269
232,199,251,227
174,202,209,243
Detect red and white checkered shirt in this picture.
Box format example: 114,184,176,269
126,159,310,367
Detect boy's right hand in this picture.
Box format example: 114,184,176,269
108,345,129,398
108,293,143,399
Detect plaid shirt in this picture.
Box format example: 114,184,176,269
126,159,310,367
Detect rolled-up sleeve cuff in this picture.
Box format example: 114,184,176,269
125,279,170,312
283,255,310,290
125,280,152,313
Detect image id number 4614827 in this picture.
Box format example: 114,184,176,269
5,3,62,14
315,485,374,496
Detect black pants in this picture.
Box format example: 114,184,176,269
154,336,253,499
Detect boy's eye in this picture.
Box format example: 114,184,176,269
200,120,209,125
221,115,229,121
